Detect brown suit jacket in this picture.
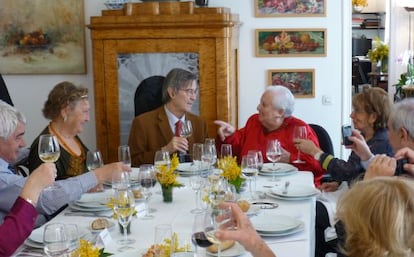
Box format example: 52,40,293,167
128,106,208,166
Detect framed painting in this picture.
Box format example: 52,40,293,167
0,0,86,74
268,69,315,98
255,0,326,17
256,29,326,57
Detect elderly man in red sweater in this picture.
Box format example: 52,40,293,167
215,85,325,186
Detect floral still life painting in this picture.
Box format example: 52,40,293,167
268,69,315,98
256,29,326,57
255,0,326,17
0,0,86,74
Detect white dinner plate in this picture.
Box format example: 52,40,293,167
251,215,302,233
24,238,44,249
29,226,90,243
69,202,111,212
260,163,298,173
258,170,299,177
257,221,305,237
270,185,319,198
265,191,315,201
176,162,210,172
207,242,246,257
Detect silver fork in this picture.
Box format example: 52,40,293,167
282,181,290,194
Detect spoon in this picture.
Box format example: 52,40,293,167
282,181,290,194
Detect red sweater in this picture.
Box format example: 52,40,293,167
222,114,325,186
0,197,37,256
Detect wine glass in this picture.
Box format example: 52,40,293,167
190,171,205,214
138,164,157,219
247,150,263,194
293,126,308,164
266,139,282,182
112,171,131,190
86,150,103,171
154,150,171,171
241,154,258,199
179,120,193,138
220,144,232,158
202,143,217,174
208,177,229,207
43,223,68,257
118,145,131,168
192,143,204,171
65,224,80,257
38,134,60,189
113,188,136,250
204,205,233,257
192,213,212,256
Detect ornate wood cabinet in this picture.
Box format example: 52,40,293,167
88,2,239,162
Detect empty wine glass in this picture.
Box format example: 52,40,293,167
138,164,157,219
113,188,136,250
65,224,80,257
202,143,217,173
220,144,232,158
293,126,308,164
38,134,60,189
112,171,131,190
86,150,103,171
43,223,68,257
266,139,282,182
204,205,233,257
154,150,171,171
118,145,131,168
241,154,258,199
179,120,193,138
190,172,205,214
192,143,204,172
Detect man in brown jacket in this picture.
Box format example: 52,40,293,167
128,68,208,166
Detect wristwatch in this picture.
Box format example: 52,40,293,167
314,151,324,161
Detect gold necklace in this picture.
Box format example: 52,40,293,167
49,123,84,158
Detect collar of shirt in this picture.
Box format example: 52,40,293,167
164,105,186,134
0,158,13,174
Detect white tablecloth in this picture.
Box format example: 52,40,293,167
16,171,316,257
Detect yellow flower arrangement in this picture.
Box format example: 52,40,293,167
71,239,112,257
155,153,183,188
217,156,245,193
368,37,388,64
142,233,191,257
352,0,367,7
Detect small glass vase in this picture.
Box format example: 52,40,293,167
119,222,131,234
353,5,364,13
162,186,173,203
380,58,388,73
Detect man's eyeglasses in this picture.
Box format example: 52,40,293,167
179,88,198,96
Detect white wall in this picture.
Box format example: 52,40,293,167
2,0,349,158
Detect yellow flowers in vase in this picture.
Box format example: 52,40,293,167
156,153,183,202
368,37,388,73
217,156,245,193
352,0,367,7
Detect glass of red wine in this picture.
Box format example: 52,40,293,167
192,212,212,257
138,164,157,219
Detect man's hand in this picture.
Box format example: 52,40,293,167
394,147,414,176
163,136,188,153
214,120,235,141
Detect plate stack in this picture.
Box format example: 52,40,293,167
266,185,319,201
25,226,91,249
258,163,298,177
175,162,210,176
251,215,304,237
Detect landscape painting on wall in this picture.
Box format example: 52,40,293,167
256,29,326,57
255,0,326,17
0,0,86,74
268,69,315,98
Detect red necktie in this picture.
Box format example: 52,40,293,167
175,120,183,137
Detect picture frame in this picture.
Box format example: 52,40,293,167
0,0,86,74
268,69,315,98
256,29,327,57
254,0,326,17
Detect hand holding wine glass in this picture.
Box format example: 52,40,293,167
179,120,193,138
38,134,60,189
293,126,308,164
204,205,233,257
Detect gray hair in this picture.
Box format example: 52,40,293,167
389,98,414,139
265,85,295,117
162,68,197,103
0,100,26,139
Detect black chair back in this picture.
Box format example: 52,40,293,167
309,124,334,156
0,73,13,106
134,75,165,117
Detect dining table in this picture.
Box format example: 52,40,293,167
14,166,316,257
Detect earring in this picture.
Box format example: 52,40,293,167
63,115,67,122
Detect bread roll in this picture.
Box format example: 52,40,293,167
237,199,251,212
91,218,110,230
207,240,235,253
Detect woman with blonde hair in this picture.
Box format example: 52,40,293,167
337,177,414,257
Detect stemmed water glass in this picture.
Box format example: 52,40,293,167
38,134,60,190
203,205,233,257
138,164,157,219
190,171,205,214
43,223,68,257
113,188,136,251
112,171,131,190
266,139,282,182
86,150,103,171
241,154,258,199
192,213,212,256
202,142,217,174
293,126,308,164
118,145,131,168
220,144,232,158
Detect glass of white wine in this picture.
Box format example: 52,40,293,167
114,188,136,251
38,134,60,189
204,205,233,257
179,120,193,139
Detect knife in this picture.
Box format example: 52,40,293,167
64,211,112,218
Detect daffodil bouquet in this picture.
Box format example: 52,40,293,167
218,156,245,193
156,153,183,189
368,37,388,64
352,0,367,7
73,239,112,257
